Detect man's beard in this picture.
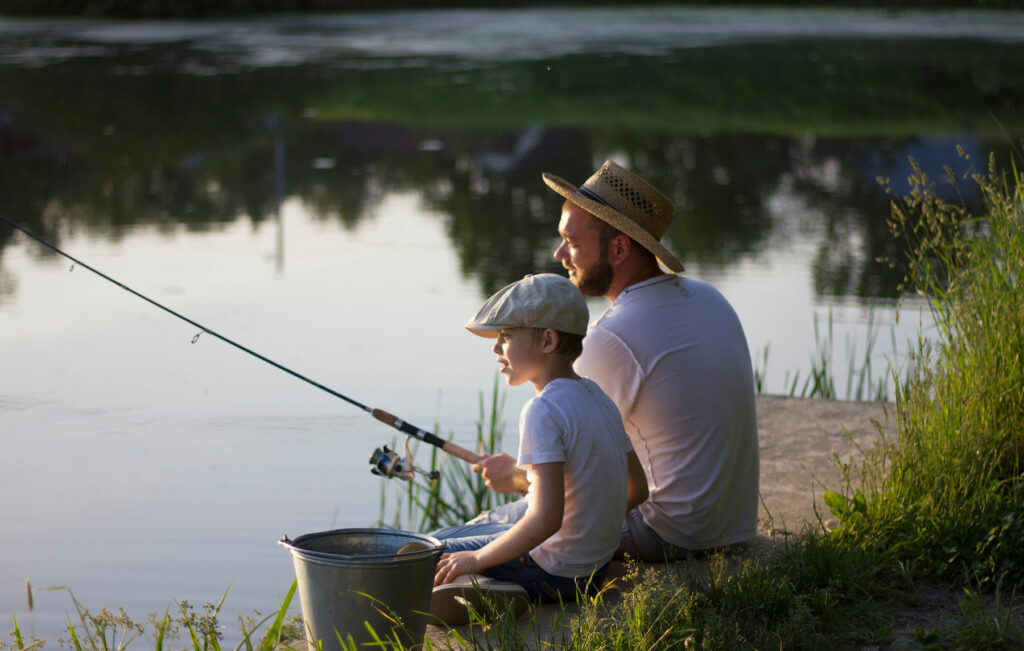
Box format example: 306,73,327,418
573,255,614,297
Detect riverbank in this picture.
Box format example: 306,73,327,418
424,394,900,648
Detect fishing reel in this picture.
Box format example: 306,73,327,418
369,439,440,482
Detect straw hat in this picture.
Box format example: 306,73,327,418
543,161,684,272
465,273,588,338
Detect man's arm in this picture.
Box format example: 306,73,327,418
625,450,649,511
473,453,530,495
434,462,564,585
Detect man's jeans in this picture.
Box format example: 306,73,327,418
616,505,695,562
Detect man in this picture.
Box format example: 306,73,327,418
473,161,759,560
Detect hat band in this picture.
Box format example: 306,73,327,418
578,186,619,212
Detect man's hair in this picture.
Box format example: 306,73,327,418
531,327,584,361
591,216,656,264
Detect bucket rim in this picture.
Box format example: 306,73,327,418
279,527,444,563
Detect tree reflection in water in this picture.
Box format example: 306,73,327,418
2,15,1022,300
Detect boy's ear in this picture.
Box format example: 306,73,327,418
540,328,559,353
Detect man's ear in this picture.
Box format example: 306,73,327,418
607,233,632,266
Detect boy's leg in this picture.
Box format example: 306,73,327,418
428,498,527,541
483,554,609,603
436,527,512,553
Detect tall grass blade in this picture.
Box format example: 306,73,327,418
154,611,169,651
66,615,84,651
259,579,298,651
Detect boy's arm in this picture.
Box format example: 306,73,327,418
434,462,563,585
625,451,649,511
473,453,531,495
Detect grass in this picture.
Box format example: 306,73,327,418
826,151,1024,591
7,152,1024,650
5,582,303,651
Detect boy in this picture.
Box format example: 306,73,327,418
431,273,648,625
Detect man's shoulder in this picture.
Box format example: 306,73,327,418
536,378,616,413
587,275,744,361
603,275,732,321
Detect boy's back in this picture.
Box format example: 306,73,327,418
519,376,630,577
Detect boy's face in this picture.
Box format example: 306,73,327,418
492,327,545,387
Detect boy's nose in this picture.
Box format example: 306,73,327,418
492,340,501,354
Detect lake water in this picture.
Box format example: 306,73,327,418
1,7,1022,645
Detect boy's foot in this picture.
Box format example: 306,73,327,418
430,574,530,626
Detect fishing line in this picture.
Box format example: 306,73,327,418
0,215,481,472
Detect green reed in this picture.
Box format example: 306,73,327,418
376,374,518,534
4,581,302,651
827,151,1024,593
755,306,898,403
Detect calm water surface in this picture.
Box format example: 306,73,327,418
1,7,1022,643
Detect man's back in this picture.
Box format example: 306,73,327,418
576,274,759,550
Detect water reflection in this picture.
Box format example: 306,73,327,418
2,9,1022,299
2,116,1015,301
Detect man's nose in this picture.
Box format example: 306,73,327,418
553,241,567,260
492,339,502,354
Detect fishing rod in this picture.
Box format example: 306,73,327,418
0,215,482,480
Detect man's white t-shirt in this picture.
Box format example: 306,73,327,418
517,377,631,577
575,275,759,550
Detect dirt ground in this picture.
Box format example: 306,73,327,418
753,394,892,535
421,395,1023,649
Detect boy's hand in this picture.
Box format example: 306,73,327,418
473,453,527,494
434,551,482,586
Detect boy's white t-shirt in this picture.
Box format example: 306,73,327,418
517,377,631,578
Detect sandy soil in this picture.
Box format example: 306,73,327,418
753,394,893,535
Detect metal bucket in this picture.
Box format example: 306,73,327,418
280,528,443,651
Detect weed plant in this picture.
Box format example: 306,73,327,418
571,535,895,650
828,152,1024,592
4,582,302,651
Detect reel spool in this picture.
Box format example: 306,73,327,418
369,441,440,481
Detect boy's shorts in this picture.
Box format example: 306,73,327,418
485,553,608,602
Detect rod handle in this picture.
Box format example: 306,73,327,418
442,441,483,465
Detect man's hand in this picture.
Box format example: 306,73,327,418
473,453,528,494
434,551,482,586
